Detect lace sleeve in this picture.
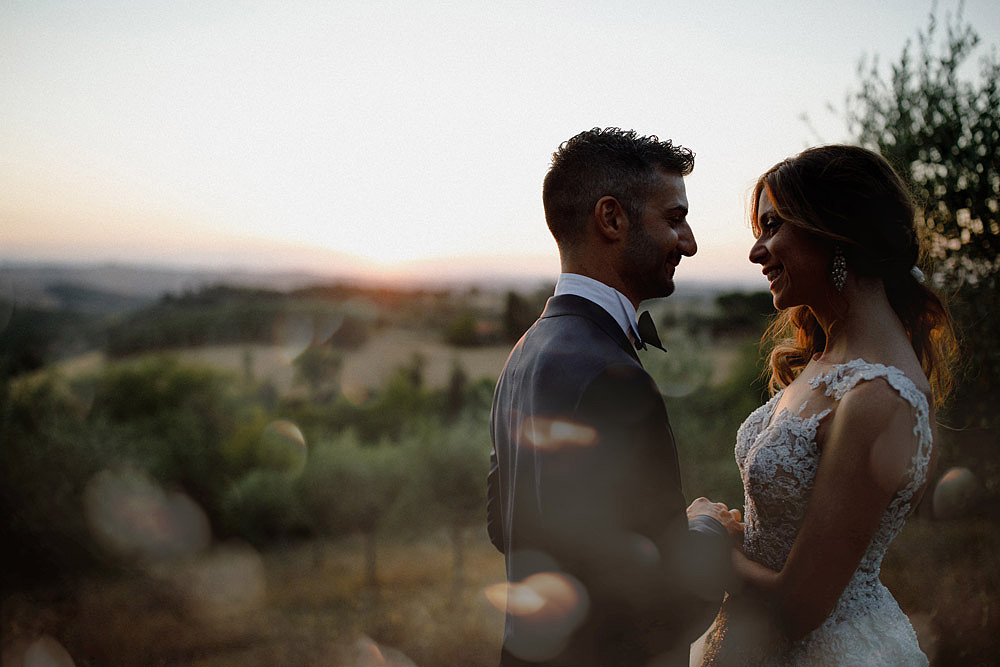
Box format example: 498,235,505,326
809,360,932,506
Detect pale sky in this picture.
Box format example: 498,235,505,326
2,0,998,288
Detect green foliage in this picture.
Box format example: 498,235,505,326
445,360,469,420
293,343,343,400
0,301,102,376
847,9,999,290
105,286,281,355
502,290,542,342
2,351,497,584
641,331,715,397
291,283,452,331
1,374,122,587
223,413,309,477
632,291,774,505
103,286,372,356
84,355,251,520
669,340,770,506
405,414,491,531
712,291,776,337
221,470,309,546
221,409,274,473
327,314,370,348
43,282,149,314
845,8,1000,501
325,354,437,443
299,431,406,538
443,311,480,347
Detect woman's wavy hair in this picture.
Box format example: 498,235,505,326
753,145,957,406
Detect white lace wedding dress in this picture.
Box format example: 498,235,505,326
698,359,930,666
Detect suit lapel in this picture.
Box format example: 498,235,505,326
541,294,641,363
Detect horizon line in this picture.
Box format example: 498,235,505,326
1,256,764,296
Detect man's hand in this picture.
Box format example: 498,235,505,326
687,497,744,540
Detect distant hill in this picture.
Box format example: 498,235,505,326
0,262,346,310
0,259,752,311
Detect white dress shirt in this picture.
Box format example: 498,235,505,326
554,273,641,347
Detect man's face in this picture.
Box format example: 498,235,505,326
622,169,697,302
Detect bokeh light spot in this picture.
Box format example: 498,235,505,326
3,634,77,667
486,571,590,662
260,419,308,476
169,543,267,619
273,312,315,362
626,532,661,567
312,313,344,345
522,418,598,451
340,375,371,406
484,572,588,620
352,635,416,666
26,635,76,667
483,581,510,612
84,469,210,562
933,466,978,519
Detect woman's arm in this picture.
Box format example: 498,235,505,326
733,379,924,640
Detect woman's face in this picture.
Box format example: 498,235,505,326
749,188,832,311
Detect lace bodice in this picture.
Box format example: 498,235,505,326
699,359,932,665
738,359,931,626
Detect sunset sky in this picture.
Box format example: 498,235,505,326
2,0,998,288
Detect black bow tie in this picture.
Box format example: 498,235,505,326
637,310,666,352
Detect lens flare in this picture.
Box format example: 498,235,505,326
521,418,598,451
932,466,977,519
351,636,416,666
2,635,76,667
26,635,76,667
340,375,371,405
625,532,661,567
313,313,344,345
484,571,590,661
84,469,210,562
169,543,267,619
273,312,316,362
260,419,308,476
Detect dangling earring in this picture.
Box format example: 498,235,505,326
830,247,847,292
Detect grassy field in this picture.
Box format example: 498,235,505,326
6,520,994,666
2,532,507,667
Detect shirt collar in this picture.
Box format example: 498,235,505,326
554,273,641,346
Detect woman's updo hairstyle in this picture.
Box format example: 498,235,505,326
754,145,956,405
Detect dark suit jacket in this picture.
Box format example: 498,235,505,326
488,294,727,667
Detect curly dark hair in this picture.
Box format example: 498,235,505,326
542,127,695,249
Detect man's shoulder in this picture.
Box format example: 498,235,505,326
521,309,633,369
536,295,630,346
503,316,650,398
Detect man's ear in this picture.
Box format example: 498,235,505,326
594,196,628,241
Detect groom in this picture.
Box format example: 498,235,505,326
487,128,740,666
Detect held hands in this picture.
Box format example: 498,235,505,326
687,497,744,541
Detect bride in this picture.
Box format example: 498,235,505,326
695,145,957,665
